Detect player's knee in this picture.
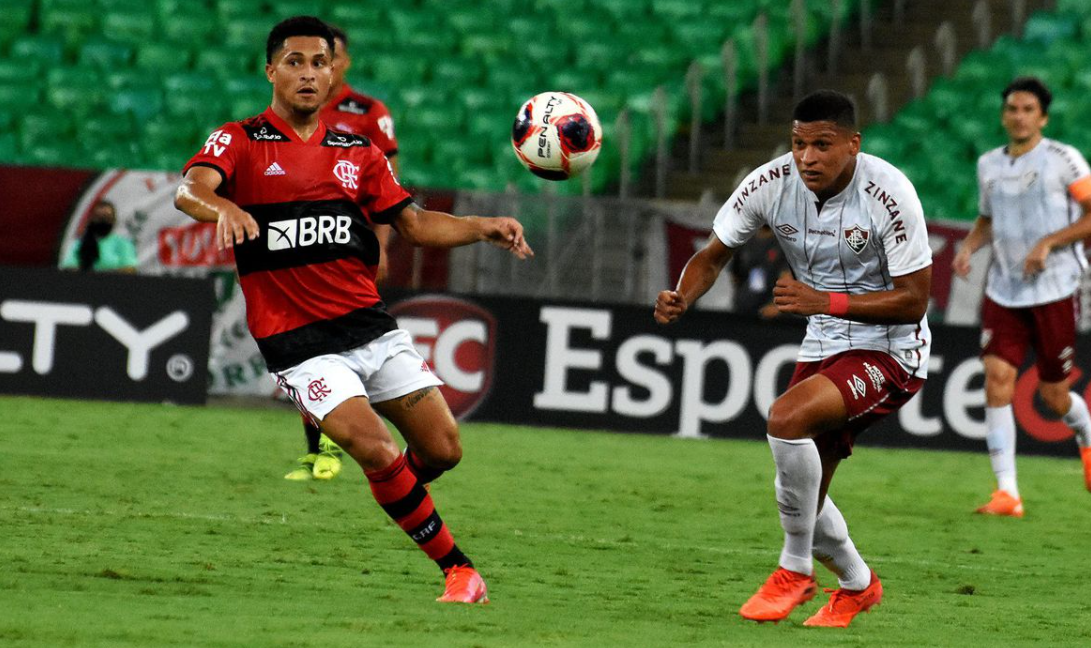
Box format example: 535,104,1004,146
1038,383,1070,417
767,401,810,440
422,424,463,470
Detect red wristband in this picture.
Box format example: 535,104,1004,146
828,292,849,317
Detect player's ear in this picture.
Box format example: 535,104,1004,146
265,63,275,83
848,131,861,155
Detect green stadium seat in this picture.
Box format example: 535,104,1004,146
0,0,33,49
18,112,73,151
327,4,383,29
268,0,326,22
79,38,134,69
0,81,41,108
368,52,431,86
225,76,270,97
135,42,190,72
103,11,158,46
10,36,66,67
142,116,198,150
110,85,165,122
1022,12,1079,45
46,67,105,116
103,69,147,91
0,59,32,83
40,4,100,51
193,47,256,78
400,29,460,54
216,0,262,20
224,17,273,51
163,14,219,46
386,10,439,35
651,0,705,21
430,58,485,86
460,33,513,60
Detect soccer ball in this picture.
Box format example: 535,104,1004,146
511,92,602,181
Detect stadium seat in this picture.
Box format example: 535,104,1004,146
135,43,191,72
162,14,219,46
103,11,158,46
268,0,326,22
79,38,134,69
9,36,66,67
46,67,105,116
224,17,273,50
193,47,255,79
0,81,40,109
110,84,165,122
0,0,33,49
39,3,100,51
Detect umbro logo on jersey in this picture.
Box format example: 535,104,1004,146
264,162,286,176
775,224,799,236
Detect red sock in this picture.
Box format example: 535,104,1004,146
404,448,445,484
366,455,471,571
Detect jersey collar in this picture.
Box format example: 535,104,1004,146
261,106,328,145
328,83,354,107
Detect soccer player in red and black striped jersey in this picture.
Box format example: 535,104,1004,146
281,24,405,483
174,16,531,603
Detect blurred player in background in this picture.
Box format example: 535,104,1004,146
174,16,532,603
283,23,403,483
60,200,138,273
953,77,1091,517
656,91,931,628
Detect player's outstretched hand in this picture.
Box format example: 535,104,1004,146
772,276,827,316
483,217,534,259
654,290,687,324
1023,239,1051,276
951,246,973,278
216,205,259,250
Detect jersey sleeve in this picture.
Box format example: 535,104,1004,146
182,122,245,184
357,148,412,224
712,166,770,248
976,155,991,217
366,98,398,157
1060,144,1091,202
880,173,932,277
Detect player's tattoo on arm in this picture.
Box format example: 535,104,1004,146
402,386,436,410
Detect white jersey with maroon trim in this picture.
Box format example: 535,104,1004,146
977,138,1091,308
713,152,932,378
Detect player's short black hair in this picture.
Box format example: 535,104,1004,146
266,16,335,64
1002,76,1052,114
792,90,857,129
329,24,348,48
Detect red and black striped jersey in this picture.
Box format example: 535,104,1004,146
183,107,413,371
320,84,398,157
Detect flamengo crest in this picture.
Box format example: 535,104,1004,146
843,225,870,254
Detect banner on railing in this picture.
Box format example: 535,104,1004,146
0,268,214,404
388,291,1088,458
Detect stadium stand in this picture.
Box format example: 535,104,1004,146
0,0,863,195
861,4,1091,222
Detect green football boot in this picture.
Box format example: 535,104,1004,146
284,453,318,481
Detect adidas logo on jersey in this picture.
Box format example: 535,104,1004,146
264,162,286,176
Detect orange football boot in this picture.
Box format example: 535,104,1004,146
739,567,817,622
974,490,1024,518
437,565,489,604
804,570,883,628
1081,447,1091,492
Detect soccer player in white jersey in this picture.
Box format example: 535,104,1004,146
656,90,932,628
953,77,1091,517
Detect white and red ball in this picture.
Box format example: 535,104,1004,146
511,92,602,180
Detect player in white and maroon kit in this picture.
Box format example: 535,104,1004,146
174,17,532,604
282,24,404,483
953,77,1091,516
656,91,932,628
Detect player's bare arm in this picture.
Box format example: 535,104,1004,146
393,204,533,259
655,234,735,324
773,265,930,324
952,215,993,278
174,166,260,250
1024,195,1091,275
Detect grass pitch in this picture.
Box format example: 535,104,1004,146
2,395,1090,647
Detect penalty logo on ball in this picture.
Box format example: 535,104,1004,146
512,92,602,181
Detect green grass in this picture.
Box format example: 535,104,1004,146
2,395,1090,647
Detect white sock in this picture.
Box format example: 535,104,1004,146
1063,392,1091,448
768,435,822,576
812,496,871,590
985,405,1018,498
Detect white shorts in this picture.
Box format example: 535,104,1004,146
271,329,444,422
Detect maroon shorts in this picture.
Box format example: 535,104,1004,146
788,349,925,459
980,295,1077,383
